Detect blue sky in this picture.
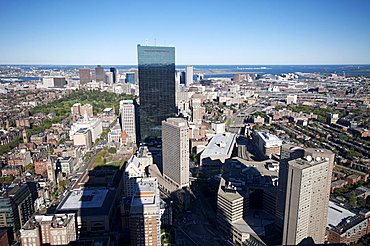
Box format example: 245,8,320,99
0,0,369,65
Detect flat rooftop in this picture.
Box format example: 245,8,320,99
236,158,279,177
327,201,355,229
163,118,188,128
59,189,108,209
131,178,158,207
201,133,236,162
57,188,116,216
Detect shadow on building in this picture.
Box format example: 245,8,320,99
55,165,124,246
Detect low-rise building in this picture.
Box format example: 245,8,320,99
1,165,23,176
327,201,369,245
20,214,77,246
200,133,236,173
56,157,76,176
7,149,32,167
253,131,282,158
108,122,122,147
34,158,48,176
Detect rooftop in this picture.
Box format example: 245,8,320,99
255,131,282,146
163,117,188,128
57,187,116,216
327,201,356,230
201,133,236,162
131,178,158,207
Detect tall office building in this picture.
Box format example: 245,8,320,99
110,67,118,83
162,118,189,189
179,71,186,85
280,146,334,245
185,65,194,86
105,71,114,84
79,68,92,85
129,177,161,246
190,98,204,124
120,100,138,145
137,45,177,141
95,65,106,82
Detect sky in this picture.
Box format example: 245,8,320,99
0,0,370,65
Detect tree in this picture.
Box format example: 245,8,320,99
108,147,117,154
358,197,366,208
349,191,357,207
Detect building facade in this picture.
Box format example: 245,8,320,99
162,118,189,190
129,178,161,246
137,45,177,141
120,100,138,145
79,68,92,85
0,185,34,233
185,65,194,86
282,148,334,245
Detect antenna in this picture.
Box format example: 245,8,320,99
145,39,148,46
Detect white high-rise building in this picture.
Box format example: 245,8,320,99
120,100,137,144
282,147,334,245
162,118,189,189
185,65,194,86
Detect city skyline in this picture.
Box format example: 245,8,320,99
1,0,370,65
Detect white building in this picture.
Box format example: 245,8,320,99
108,122,122,146
73,128,92,149
186,65,194,86
43,76,67,88
123,147,153,197
286,94,298,105
69,116,102,143
120,100,137,144
57,157,76,176
162,118,189,190
200,133,236,168
211,122,226,134
253,131,283,158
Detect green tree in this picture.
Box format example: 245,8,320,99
349,191,357,207
357,197,366,208
108,147,117,154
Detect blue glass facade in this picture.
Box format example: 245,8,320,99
125,72,136,84
110,67,117,83
137,45,176,141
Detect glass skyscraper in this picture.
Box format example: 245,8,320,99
137,45,177,141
